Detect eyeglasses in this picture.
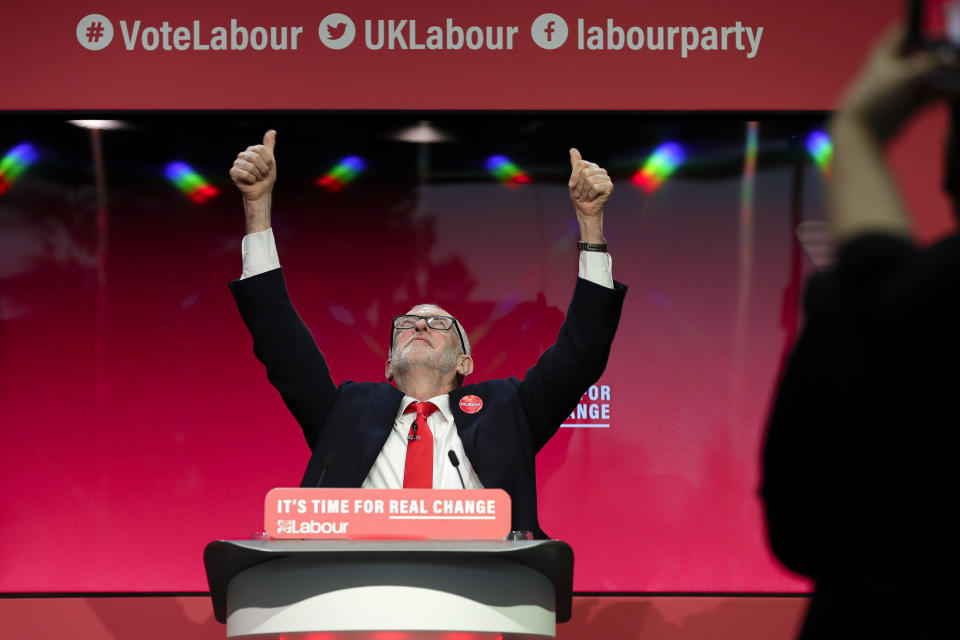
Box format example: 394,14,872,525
390,314,468,355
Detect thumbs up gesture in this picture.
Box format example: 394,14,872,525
568,148,612,220
230,130,277,202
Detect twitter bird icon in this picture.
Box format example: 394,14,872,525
319,13,355,49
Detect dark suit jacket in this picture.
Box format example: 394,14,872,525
231,268,627,538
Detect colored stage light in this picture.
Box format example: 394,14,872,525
165,161,219,203
806,130,833,175
740,122,759,210
631,142,685,193
317,156,366,192
485,155,531,185
0,143,38,195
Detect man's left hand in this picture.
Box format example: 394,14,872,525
568,148,613,219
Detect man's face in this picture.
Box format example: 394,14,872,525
389,304,462,375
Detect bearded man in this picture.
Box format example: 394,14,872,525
229,131,627,538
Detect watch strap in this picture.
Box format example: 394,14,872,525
577,240,608,252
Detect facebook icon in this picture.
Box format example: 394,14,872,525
531,13,568,49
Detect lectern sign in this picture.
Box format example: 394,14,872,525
264,488,511,539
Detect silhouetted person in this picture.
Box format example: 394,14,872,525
762,25,960,639
228,132,627,537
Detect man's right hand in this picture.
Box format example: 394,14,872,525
230,130,277,234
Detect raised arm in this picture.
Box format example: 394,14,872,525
827,26,944,245
228,130,338,450
520,150,625,450
762,24,953,578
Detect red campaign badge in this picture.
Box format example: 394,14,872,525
459,395,483,414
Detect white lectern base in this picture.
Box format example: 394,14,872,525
205,540,573,640
228,555,555,638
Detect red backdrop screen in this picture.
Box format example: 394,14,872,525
0,113,824,593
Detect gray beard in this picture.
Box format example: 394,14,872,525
392,343,459,377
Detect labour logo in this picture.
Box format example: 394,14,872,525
318,13,356,49
77,14,114,50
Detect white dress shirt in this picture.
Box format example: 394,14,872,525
363,394,483,489
240,228,613,488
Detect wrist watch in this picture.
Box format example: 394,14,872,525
577,240,608,252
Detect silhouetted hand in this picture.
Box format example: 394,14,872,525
834,25,947,142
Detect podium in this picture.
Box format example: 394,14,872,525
204,539,573,639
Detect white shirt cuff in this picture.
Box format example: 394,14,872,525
240,228,281,280
239,231,610,286
579,251,614,289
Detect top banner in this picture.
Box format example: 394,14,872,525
5,0,899,111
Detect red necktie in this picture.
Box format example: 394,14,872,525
403,401,437,488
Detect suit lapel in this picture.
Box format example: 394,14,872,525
449,387,484,470
355,385,405,485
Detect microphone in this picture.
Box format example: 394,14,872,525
447,450,466,489
316,451,336,487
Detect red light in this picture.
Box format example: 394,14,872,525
317,176,345,192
